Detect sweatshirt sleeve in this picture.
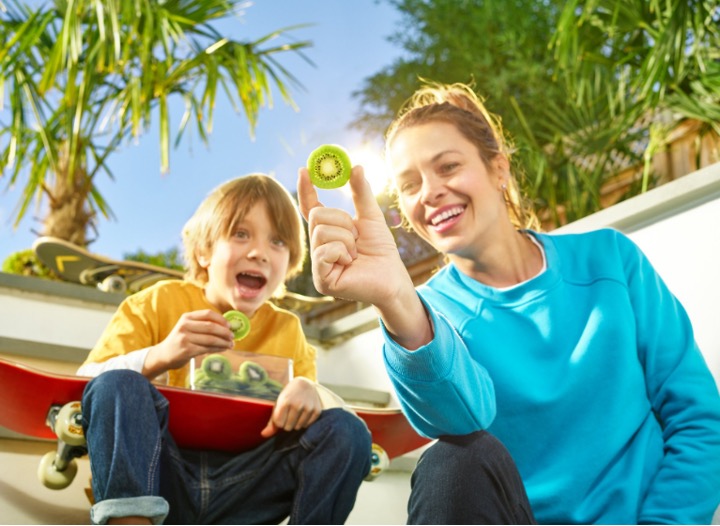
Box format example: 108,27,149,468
618,232,720,524
381,294,496,438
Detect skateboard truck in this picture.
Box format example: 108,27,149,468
39,402,87,490
79,266,127,293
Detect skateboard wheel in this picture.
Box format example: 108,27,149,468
365,443,390,481
38,451,77,490
54,402,86,446
99,274,127,293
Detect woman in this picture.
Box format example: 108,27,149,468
297,82,720,524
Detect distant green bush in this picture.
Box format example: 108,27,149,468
1,249,58,280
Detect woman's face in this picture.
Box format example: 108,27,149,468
388,121,508,258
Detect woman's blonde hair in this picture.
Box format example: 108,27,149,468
385,81,539,231
182,174,306,288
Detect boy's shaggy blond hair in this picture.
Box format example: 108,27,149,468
182,174,306,290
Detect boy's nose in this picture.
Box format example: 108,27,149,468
247,243,269,262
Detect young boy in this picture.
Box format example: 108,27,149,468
77,174,371,525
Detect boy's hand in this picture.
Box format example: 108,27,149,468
143,309,234,377
260,377,323,438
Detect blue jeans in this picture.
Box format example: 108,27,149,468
81,370,372,524
408,431,535,524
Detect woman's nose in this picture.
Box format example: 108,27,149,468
420,176,446,205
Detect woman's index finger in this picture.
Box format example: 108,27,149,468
297,167,324,221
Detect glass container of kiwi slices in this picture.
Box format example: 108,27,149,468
188,350,293,402
187,310,293,401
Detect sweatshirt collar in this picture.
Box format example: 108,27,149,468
445,231,561,307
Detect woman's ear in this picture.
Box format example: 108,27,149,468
491,154,511,189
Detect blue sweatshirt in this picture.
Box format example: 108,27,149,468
381,228,720,524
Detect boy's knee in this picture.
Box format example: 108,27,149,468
87,369,146,391
310,408,372,455
83,370,153,409
327,409,371,442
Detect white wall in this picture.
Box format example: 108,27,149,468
557,162,720,385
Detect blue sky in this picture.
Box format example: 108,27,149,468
0,1,403,261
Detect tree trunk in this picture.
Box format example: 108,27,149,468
41,142,94,247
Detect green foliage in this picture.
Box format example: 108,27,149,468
352,0,566,140
0,0,312,242
354,0,720,227
123,246,184,272
1,249,58,279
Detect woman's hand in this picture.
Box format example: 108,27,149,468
297,165,434,350
297,165,411,308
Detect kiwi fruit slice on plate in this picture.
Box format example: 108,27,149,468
223,310,250,340
306,144,351,189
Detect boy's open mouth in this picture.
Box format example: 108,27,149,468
236,272,267,290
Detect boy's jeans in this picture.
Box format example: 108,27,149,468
82,369,371,524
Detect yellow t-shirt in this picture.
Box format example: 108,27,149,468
84,280,317,387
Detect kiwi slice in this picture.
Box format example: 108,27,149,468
237,361,268,384
223,310,250,340
306,144,351,189
201,354,232,381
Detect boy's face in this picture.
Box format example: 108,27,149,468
199,201,290,317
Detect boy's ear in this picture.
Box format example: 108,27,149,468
197,251,210,269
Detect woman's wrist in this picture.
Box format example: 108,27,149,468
376,285,434,351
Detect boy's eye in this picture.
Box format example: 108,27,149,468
233,230,249,239
272,237,287,247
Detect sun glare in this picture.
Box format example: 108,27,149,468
342,144,391,197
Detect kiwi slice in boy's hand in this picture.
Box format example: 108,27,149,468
223,310,250,340
307,144,351,189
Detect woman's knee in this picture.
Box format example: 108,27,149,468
419,430,508,473
409,431,534,523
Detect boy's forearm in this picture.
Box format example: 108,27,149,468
141,344,171,380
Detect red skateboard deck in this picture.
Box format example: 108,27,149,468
0,358,429,459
